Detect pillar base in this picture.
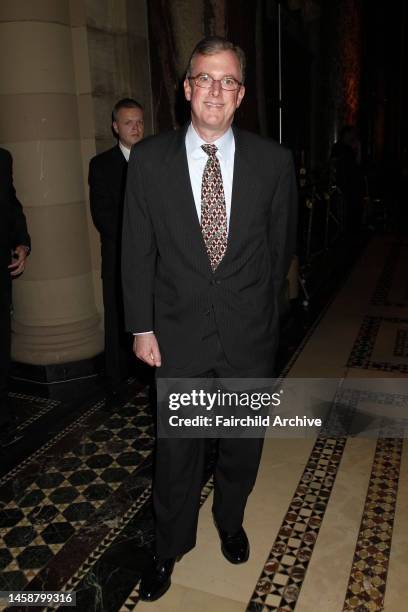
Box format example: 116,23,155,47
11,316,104,365
9,352,104,401
10,353,104,385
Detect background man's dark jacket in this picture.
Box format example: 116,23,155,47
0,147,30,398
0,148,30,271
122,126,297,372
89,146,128,283
89,145,129,386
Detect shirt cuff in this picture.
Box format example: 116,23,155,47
133,331,154,335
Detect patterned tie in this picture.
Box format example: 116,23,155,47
201,144,228,271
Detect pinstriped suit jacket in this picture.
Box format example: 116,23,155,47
122,124,297,372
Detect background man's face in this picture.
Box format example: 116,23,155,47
184,50,245,137
113,107,144,148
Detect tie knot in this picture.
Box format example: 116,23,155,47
202,144,218,158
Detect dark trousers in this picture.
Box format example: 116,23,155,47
154,322,274,558
102,274,131,388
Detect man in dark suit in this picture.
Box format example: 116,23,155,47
122,37,297,601
0,148,30,428
89,98,144,405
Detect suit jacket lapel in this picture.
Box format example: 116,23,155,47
162,127,211,272
218,126,261,270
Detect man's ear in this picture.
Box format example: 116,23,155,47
184,78,192,102
236,85,245,109
112,121,119,136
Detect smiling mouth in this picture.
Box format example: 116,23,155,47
204,102,224,108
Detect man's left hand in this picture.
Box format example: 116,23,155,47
8,245,29,277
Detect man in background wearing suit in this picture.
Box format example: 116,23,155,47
0,148,30,430
89,99,144,407
122,37,297,601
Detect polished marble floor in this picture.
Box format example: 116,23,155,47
1,234,407,611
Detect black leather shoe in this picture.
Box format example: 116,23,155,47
139,557,175,601
215,523,249,564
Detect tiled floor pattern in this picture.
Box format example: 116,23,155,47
0,235,407,612
347,316,408,374
343,438,402,611
246,236,407,611
61,484,153,595
0,400,103,489
247,436,348,611
0,391,154,602
245,387,360,610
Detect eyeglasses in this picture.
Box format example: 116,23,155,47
188,73,242,91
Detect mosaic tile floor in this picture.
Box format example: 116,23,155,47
0,386,218,612
245,236,407,612
0,390,155,607
343,438,402,611
0,234,407,612
249,437,349,611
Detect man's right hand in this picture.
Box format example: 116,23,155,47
133,333,162,367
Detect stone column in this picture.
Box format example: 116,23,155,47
0,0,103,367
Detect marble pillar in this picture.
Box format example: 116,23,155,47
0,0,103,366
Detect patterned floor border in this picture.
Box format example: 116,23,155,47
342,437,403,611
370,242,408,307
60,485,153,597
245,385,362,611
247,435,349,611
246,383,405,612
8,393,61,435
347,315,408,374
0,400,104,488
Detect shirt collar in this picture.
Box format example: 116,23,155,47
185,123,234,160
119,141,131,161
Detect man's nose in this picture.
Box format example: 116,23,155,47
209,80,222,95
